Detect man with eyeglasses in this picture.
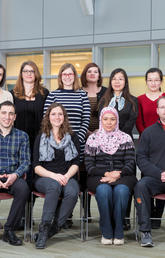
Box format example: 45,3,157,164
135,95,165,247
0,101,30,246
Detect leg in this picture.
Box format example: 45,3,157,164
55,178,79,228
95,184,113,239
113,184,130,240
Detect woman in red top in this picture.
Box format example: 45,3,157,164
136,67,165,229
136,68,165,135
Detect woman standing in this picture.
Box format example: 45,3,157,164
33,103,80,249
85,107,137,245
81,63,106,218
136,67,165,228
11,61,49,157
99,68,138,138
0,64,13,103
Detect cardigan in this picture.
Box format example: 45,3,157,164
11,88,49,152
33,133,80,179
137,121,165,180
0,89,13,103
43,89,91,161
136,93,165,135
85,145,137,193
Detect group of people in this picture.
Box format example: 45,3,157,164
0,61,165,249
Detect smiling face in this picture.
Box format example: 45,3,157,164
146,72,162,92
22,65,35,84
0,105,16,130
61,67,75,89
111,72,125,94
86,66,99,84
49,106,64,129
101,112,117,132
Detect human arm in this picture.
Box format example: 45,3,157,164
77,91,91,143
43,91,55,115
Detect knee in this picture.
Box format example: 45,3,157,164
114,185,130,201
134,178,148,195
96,184,112,199
65,180,79,200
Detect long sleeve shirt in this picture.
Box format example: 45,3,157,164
0,128,31,177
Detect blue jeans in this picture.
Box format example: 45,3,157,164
95,184,130,239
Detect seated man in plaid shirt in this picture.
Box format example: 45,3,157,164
0,101,30,246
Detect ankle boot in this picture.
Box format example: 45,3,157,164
35,222,51,249
48,219,60,239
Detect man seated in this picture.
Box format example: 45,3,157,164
0,101,30,246
135,96,165,247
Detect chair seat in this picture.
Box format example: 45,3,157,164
0,193,13,200
153,194,165,200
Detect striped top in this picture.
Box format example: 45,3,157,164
44,89,91,161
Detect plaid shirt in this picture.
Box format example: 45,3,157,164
0,127,30,177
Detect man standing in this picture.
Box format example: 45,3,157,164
135,95,165,247
0,101,30,246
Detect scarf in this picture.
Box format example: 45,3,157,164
108,92,125,111
85,107,134,156
39,131,78,161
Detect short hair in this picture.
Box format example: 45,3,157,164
157,96,165,107
145,68,163,82
0,64,6,88
0,101,15,112
80,62,102,88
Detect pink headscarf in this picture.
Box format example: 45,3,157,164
85,107,134,155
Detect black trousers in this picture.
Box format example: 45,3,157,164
0,178,30,231
134,176,165,232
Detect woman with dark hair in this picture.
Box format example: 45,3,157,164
0,64,13,103
85,107,137,245
136,67,165,229
11,60,49,156
80,63,106,218
99,68,138,138
99,68,138,230
33,103,80,249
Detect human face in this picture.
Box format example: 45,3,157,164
0,68,4,84
101,112,117,132
111,72,125,95
146,72,162,92
22,65,35,84
61,67,75,89
86,66,99,84
49,106,64,129
157,98,165,123
0,105,16,130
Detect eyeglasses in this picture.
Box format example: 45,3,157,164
62,73,74,78
22,70,35,74
112,78,125,82
158,106,165,109
147,79,161,84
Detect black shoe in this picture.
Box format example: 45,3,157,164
151,219,161,229
35,222,51,249
62,219,73,229
48,222,60,239
14,218,25,231
3,230,23,246
123,218,131,231
141,232,154,247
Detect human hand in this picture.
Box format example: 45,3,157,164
3,173,18,188
161,171,165,182
52,173,68,185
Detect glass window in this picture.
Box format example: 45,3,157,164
103,46,150,74
6,80,16,91
51,49,92,76
6,52,43,77
159,45,165,72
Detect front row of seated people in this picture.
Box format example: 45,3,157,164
0,98,165,248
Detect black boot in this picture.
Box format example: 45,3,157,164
35,222,50,249
48,218,60,238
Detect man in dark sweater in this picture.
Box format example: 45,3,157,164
135,96,165,247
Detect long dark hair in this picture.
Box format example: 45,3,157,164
41,103,73,139
0,64,6,88
99,68,137,112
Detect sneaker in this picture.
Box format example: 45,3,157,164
141,232,154,247
113,238,124,245
101,236,113,245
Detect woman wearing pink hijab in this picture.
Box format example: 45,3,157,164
85,107,137,245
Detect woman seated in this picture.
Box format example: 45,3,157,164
85,107,137,245
33,103,80,249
